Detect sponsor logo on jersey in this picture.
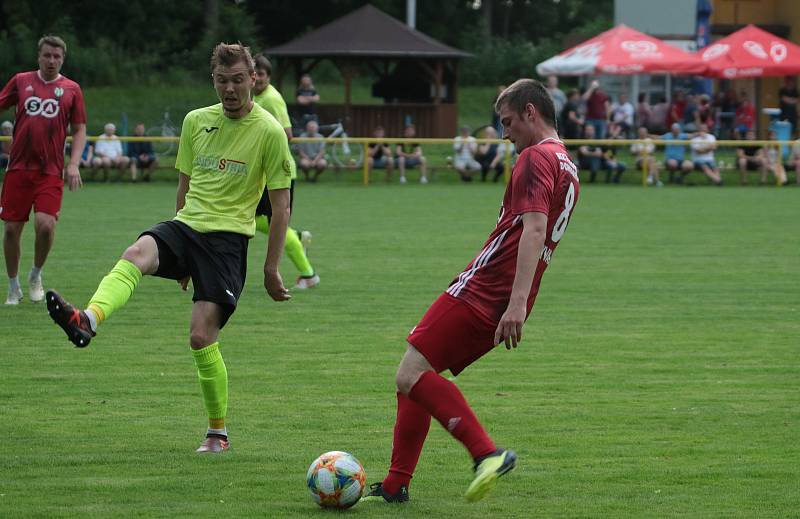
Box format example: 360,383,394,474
54,87,64,98
204,126,219,133
282,159,292,175
24,96,60,118
194,154,248,176
25,85,34,92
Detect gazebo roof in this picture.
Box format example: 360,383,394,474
265,4,472,59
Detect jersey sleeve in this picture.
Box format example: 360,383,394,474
274,94,291,129
262,123,293,191
175,112,196,176
69,85,87,125
510,148,554,216
0,75,18,110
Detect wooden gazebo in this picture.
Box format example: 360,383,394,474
266,4,471,137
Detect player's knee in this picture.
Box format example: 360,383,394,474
121,243,155,271
189,331,215,350
34,216,56,235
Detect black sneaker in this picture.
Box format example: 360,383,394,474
46,290,95,348
360,482,409,503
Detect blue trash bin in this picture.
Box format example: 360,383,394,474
770,119,792,160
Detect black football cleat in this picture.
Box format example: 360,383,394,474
46,290,95,348
360,482,409,503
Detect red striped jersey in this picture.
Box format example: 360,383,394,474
445,138,580,323
0,71,86,176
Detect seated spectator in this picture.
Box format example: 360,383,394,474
608,93,634,138
92,123,130,181
0,120,12,171
578,124,623,183
453,126,481,181
295,73,319,126
763,129,788,185
661,123,693,184
789,137,800,185
475,126,506,182
296,119,327,182
561,89,584,140
630,126,662,187
128,123,157,182
735,91,756,136
736,129,765,185
78,140,97,180
690,123,723,185
395,123,428,184
367,126,394,182
602,146,626,183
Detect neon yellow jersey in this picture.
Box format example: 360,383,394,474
253,84,297,180
174,103,292,237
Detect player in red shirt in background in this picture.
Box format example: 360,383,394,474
0,35,87,305
362,79,580,504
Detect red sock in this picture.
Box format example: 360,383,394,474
408,371,496,460
382,392,431,494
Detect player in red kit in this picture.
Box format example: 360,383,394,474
0,35,87,305
362,79,580,504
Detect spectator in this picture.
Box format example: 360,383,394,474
296,119,327,182
582,79,610,139
608,92,634,138
79,140,95,177
295,73,319,126
367,126,394,182
649,96,669,134
789,136,800,184
736,129,765,185
779,76,798,136
763,129,788,185
690,123,723,185
92,123,130,181
452,126,480,181
735,91,756,136
127,123,157,182
395,123,428,184
561,89,584,140
682,94,699,132
713,90,736,139
577,124,622,183
602,146,626,184
661,123,693,184
0,120,12,171
475,126,506,182
666,91,686,130
636,93,652,131
546,75,566,121
695,95,715,132
631,126,662,187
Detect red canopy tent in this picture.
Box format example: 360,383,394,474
700,24,800,78
536,24,706,76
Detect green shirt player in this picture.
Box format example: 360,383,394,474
45,43,292,453
252,54,319,290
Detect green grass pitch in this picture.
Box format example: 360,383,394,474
1,179,798,517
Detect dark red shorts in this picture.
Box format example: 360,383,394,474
407,292,498,376
0,170,63,221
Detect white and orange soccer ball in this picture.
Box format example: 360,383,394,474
306,451,366,508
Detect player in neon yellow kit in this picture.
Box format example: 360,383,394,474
45,43,292,453
252,54,319,290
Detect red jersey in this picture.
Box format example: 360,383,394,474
0,71,86,176
586,90,609,119
445,138,580,323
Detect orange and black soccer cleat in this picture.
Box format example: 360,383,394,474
46,290,95,348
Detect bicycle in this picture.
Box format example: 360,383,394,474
147,108,178,156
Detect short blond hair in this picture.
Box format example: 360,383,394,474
38,35,67,54
210,42,255,74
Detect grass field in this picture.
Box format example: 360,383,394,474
2,181,798,518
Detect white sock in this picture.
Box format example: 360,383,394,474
85,308,99,332
30,266,42,279
9,277,20,291
207,427,228,438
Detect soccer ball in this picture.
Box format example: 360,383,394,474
306,451,366,508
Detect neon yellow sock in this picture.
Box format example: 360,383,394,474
285,227,314,277
255,214,270,235
192,342,228,424
86,259,142,324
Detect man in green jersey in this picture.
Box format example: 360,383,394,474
252,54,319,290
45,43,292,453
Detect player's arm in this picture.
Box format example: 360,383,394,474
494,211,547,349
176,172,190,212
66,123,87,191
264,187,290,302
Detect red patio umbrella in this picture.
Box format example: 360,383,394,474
536,24,707,76
700,24,800,78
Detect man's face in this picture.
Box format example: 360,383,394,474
584,125,595,138
699,124,708,134
213,61,255,115
300,75,311,88
38,44,64,80
404,126,415,138
619,94,627,103
306,121,318,134
638,127,647,138
104,125,115,136
547,76,557,89
499,103,535,153
671,125,680,136
746,130,755,140
254,68,269,93
135,124,145,136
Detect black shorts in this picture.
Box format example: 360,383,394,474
141,220,248,328
255,180,295,219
